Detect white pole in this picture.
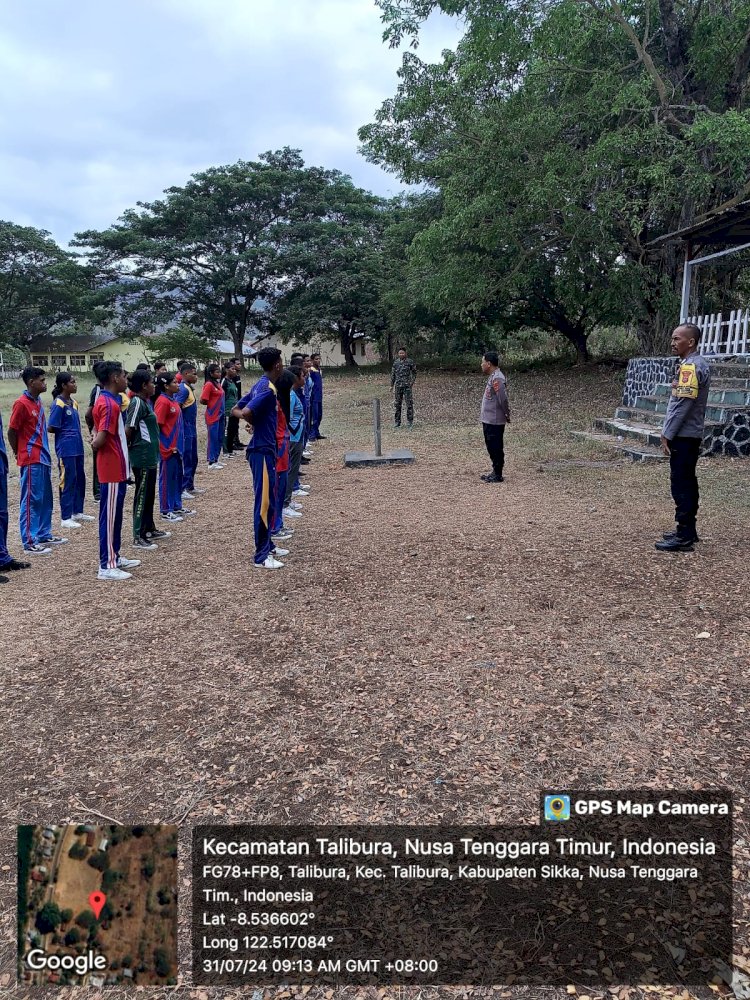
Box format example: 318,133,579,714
680,246,691,322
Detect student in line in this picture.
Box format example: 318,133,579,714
48,372,93,530
154,372,191,523
0,409,31,580
85,362,107,503
233,347,286,569
91,362,140,580
221,361,240,456
125,370,166,550
271,369,294,540
8,367,65,554
283,366,308,515
200,362,225,469
308,352,325,440
229,358,244,450
175,363,202,500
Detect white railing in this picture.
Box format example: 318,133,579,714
0,368,22,380
689,309,750,355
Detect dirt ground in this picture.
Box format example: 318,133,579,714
0,364,748,1000
50,827,102,917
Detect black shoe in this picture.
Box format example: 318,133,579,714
662,529,700,543
317,434,327,439
655,536,694,552
481,473,504,483
300,457,311,464
0,575,8,584
0,558,32,571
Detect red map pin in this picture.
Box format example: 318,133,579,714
88,891,106,919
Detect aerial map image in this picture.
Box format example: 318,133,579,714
17,824,178,987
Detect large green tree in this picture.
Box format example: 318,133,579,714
74,150,354,358
275,182,387,365
361,0,750,355
0,222,103,349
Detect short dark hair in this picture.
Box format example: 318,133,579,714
99,361,124,386
179,361,196,374
135,362,150,371
21,366,45,385
130,370,152,393
397,346,407,352
257,347,282,372
153,359,166,369
679,323,701,347
483,350,499,367
290,352,304,363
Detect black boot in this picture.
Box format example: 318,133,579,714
662,529,700,543
655,534,694,552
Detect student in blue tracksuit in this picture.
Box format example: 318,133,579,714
0,410,31,581
308,352,325,440
233,347,285,569
175,363,200,499
48,372,90,530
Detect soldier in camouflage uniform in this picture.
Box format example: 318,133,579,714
391,348,417,428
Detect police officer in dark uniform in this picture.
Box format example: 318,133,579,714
655,323,711,552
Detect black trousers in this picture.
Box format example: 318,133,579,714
669,436,701,533
133,466,157,539
225,414,241,452
482,422,505,477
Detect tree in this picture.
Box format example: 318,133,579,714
74,150,353,358
59,909,73,924
87,851,108,871
144,325,218,366
0,222,105,349
64,928,81,946
275,180,389,366
75,911,97,930
35,902,62,934
68,842,88,860
154,947,172,978
361,0,750,354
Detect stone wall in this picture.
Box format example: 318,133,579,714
704,413,750,457
622,357,676,407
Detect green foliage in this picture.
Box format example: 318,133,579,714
102,868,123,893
74,150,366,358
141,854,155,879
157,888,172,905
145,325,217,365
59,908,73,925
361,0,750,355
75,911,97,930
68,841,88,860
35,902,62,934
87,851,109,871
154,947,172,978
64,927,81,946
0,221,107,349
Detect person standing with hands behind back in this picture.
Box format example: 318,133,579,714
391,347,417,429
655,323,711,552
479,351,510,483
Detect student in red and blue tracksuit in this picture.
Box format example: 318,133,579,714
8,367,64,554
48,372,88,529
234,348,284,568
0,409,31,579
91,362,136,579
200,363,225,468
271,370,294,537
153,372,185,520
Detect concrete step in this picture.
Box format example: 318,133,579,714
570,430,666,463
653,383,750,404
627,399,750,422
592,417,663,447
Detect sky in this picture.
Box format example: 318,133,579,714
0,0,461,248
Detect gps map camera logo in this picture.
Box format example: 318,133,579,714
544,794,570,821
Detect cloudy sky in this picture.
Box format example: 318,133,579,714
0,0,460,248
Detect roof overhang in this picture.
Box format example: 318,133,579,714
649,200,750,249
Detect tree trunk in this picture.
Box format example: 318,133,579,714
340,323,359,367
555,319,590,363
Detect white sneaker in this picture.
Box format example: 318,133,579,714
191,487,206,495
302,450,312,458
24,544,52,555
292,489,309,498
74,513,95,522
41,536,68,545
60,518,82,529
181,490,196,500
254,555,284,569
161,512,183,522
208,463,225,470
290,502,303,511
298,484,310,490
283,506,302,518
97,567,132,581
272,546,290,557
117,557,141,569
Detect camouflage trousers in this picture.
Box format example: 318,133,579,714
394,385,414,426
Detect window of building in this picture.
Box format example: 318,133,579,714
359,341,366,357
31,355,49,367
51,355,67,368
89,353,104,365
69,355,86,368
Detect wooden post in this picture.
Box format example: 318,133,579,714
373,399,382,456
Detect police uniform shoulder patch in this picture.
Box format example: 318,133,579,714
673,363,699,399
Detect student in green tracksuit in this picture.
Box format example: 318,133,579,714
221,361,240,455
125,370,164,550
